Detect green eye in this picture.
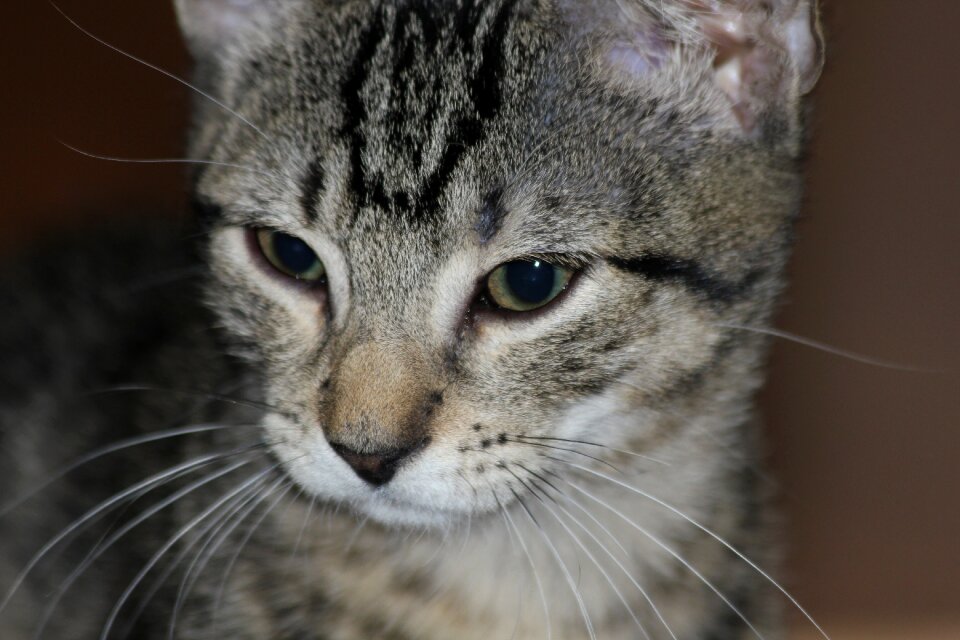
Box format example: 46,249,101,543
256,229,326,282
486,259,574,312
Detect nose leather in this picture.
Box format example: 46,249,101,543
329,441,424,486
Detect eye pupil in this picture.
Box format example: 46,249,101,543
504,260,555,305
255,229,325,282
271,232,318,276
485,259,573,312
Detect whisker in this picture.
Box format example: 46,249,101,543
211,481,297,633
492,490,551,640
117,480,288,640
717,322,942,373
30,456,259,638
509,434,667,466
98,464,283,640
516,467,651,640
0,423,258,518
343,513,371,554
543,473,678,640
167,474,280,640
537,468,628,559
287,489,314,570
49,2,268,140
508,483,596,640
567,479,763,639
0,447,260,616
58,141,283,181
503,437,624,473
562,461,830,640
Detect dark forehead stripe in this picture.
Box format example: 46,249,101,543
340,6,387,216
301,155,325,222
609,256,763,305
335,0,518,223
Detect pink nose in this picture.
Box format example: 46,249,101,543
328,440,427,486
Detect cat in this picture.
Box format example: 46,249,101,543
0,0,825,638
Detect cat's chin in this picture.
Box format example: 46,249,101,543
347,493,476,530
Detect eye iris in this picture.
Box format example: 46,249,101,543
505,260,556,305
485,259,573,312
256,229,325,282
271,232,318,275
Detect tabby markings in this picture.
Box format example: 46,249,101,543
327,0,517,223
609,256,763,305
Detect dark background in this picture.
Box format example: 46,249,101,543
3,2,958,636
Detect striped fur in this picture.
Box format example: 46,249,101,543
0,1,822,638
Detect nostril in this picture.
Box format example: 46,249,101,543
328,441,426,486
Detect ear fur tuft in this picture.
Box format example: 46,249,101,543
174,0,286,59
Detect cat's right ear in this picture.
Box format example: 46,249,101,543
561,0,824,135
174,0,283,60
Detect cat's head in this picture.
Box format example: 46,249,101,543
175,0,822,528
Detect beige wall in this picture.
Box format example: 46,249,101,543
4,0,959,630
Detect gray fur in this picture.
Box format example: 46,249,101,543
1,1,822,638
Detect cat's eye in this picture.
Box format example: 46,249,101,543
255,229,326,282
485,259,574,312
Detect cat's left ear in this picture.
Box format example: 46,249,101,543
174,0,285,59
564,0,825,133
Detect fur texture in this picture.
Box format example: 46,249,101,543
1,1,822,638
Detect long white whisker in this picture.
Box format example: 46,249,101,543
509,485,596,640
537,469,628,558
566,480,763,640
496,493,551,640
117,482,287,640
167,474,280,639
211,481,296,633
717,322,941,373
98,464,281,640
286,490,313,569
82,385,283,414
564,461,830,640
510,434,667,466
343,513,371,554
49,2,268,141
545,475,678,640
522,475,651,640
505,437,623,473
30,458,256,639
0,424,255,518
58,141,283,180
0,449,256,616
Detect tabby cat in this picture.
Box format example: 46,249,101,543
0,0,825,638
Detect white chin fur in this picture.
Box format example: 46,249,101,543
265,386,642,530
265,413,483,529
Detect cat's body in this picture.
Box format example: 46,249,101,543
1,1,823,638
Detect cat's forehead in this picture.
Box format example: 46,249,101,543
292,0,546,229
202,1,575,239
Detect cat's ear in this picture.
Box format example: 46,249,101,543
174,0,286,59
562,0,825,133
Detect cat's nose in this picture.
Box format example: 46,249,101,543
328,440,425,486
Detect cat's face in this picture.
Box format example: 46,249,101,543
178,0,821,528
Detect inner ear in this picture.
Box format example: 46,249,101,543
695,0,824,131
562,0,825,134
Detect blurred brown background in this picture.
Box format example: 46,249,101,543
3,1,958,636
